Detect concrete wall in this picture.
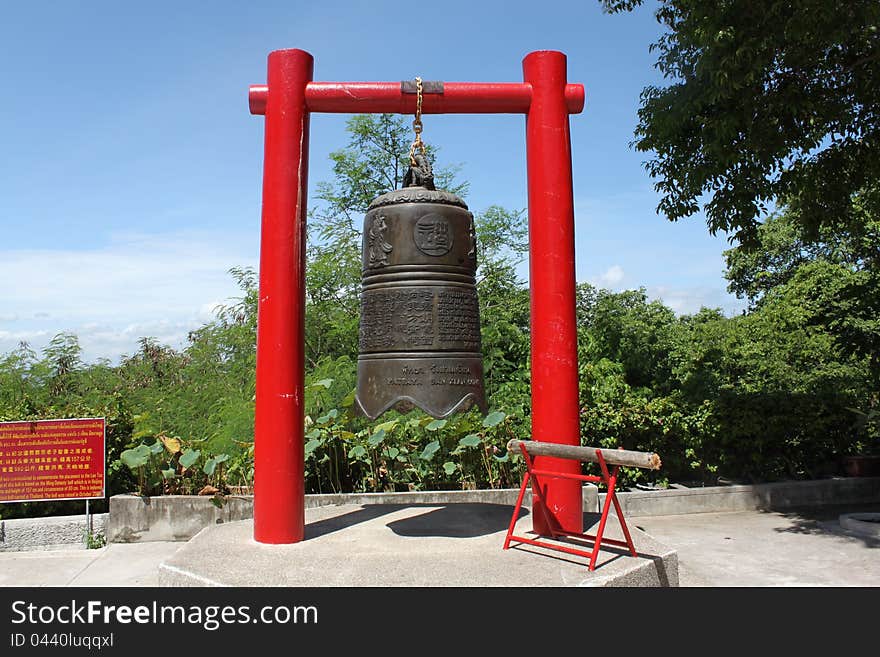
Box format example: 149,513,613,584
307,486,598,509
106,488,599,543
0,513,107,552
106,495,256,543
105,476,880,543
603,476,880,517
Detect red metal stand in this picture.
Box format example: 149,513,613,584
503,444,638,571
249,49,584,544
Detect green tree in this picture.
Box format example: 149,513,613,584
578,285,678,391
724,199,880,306
0,342,39,413
475,207,531,418
602,0,880,245
723,211,854,306
672,281,871,480
601,0,880,470
724,203,880,390
177,267,258,456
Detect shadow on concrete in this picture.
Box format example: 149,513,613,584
765,503,880,549
387,503,526,538
647,553,675,586
305,504,401,540
304,503,527,540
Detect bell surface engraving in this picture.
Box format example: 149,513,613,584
414,214,453,256
367,214,393,267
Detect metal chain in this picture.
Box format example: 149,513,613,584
409,76,426,165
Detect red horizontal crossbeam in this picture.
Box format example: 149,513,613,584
248,82,585,116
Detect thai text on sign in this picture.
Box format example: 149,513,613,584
0,418,105,503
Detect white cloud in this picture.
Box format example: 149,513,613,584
0,329,51,344
647,285,746,317
199,300,225,317
0,229,257,363
592,264,625,288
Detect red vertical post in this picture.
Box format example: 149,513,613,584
523,51,583,535
253,49,313,544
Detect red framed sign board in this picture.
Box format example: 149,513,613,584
0,418,106,503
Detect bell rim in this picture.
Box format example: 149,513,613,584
354,391,488,421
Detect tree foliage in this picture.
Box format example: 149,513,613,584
725,201,880,390
596,0,880,469
603,0,880,246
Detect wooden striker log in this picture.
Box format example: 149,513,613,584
507,439,661,470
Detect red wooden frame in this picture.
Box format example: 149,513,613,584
503,444,638,571
249,49,585,544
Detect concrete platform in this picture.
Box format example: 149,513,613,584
158,503,678,587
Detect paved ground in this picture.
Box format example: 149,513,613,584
635,503,880,586
1,503,877,586
0,541,181,587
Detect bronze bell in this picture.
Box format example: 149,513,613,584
354,157,488,419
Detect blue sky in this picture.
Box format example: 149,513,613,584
0,0,746,363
